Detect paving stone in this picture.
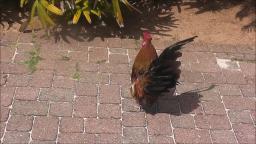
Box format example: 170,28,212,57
157,99,180,114
202,72,227,84
68,51,88,62
121,85,133,99
12,100,48,116
99,85,120,104
78,62,98,72
75,82,97,96
29,70,53,87
194,114,210,129
0,47,15,63
110,73,130,85
199,88,222,102
30,140,56,144
60,117,84,133
73,97,97,118
49,102,73,117
181,71,204,83
37,59,55,70
6,115,33,131
14,53,28,63
149,135,174,144
239,85,255,97
85,118,121,134
211,130,237,144
147,114,172,135
191,61,220,73
122,112,145,127
7,74,30,87
0,87,15,107
122,39,138,49
109,54,129,64
217,84,242,96
239,61,255,77
89,47,108,63
17,43,34,53
228,110,253,124
202,101,226,115
98,134,122,144
79,72,109,84
58,133,97,144
209,44,237,53
99,63,130,74
171,114,195,129
39,88,74,102
233,123,255,144
1,63,29,74
107,38,122,48
236,45,255,54
223,96,255,110
15,87,39,100
98,104,121,119
54,61,76,76
52,76,75,88
3,131,30,144
0,122,5,140
222,71,247,84
32,116,58,141
123,127,147,144
90,37,107,47
207,115,231,130
174,128,211,143
0,106,10,122
122,98,141,112
179,92,203,114
109,48,127,54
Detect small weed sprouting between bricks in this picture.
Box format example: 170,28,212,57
96,59,107,64
72,63,80,80
23,43,43,73
61,55,70,61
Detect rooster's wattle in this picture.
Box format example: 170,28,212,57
130,32,197,107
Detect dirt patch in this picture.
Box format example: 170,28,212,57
159,4,255,46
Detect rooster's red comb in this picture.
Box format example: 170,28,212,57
143,31,152,41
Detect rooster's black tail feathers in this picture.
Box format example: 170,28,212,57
144,36,197,96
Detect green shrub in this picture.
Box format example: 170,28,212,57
20,0,141,29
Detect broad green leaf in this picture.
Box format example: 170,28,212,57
83,9,91,24
73,9,82,24
40,0,63,15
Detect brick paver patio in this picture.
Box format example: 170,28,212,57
0,32,255,144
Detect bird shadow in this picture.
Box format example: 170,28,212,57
143,84,216,115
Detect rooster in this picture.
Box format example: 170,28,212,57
130,32,197,108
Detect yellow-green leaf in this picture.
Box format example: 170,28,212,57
29,0,38,28
121,0,142,14
112,0,124,27
40,0,63,15
20,0,28,7
83,0,89,8
73,9,82,24
91,10,101,18
37,2,55,26
83,10,91,24
75,0,82,4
